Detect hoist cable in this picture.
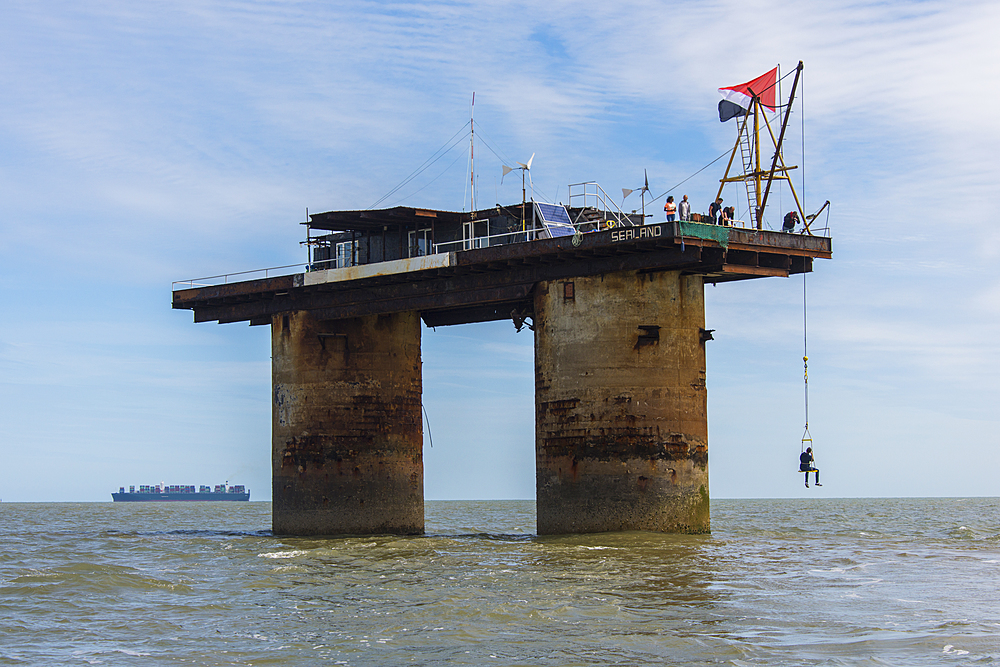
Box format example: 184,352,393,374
801,271,811,453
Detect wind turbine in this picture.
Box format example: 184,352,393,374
503,153,534,233
622,169,651,225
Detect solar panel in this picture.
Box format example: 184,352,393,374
534,202,576,238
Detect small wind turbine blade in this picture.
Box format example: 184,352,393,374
502,165,514,176
517,162,527,169
526,153,535,170
644,169,649,192
622,188,633,199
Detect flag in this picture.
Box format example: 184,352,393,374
718,67,778,122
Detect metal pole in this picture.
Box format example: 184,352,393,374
753,94,761,228
760,61,804,225
470,92,476,220
521,169,526,233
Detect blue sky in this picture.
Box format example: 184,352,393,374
2,0,998,502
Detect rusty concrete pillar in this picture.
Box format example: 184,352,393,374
271,310,423,535
533,270,710,534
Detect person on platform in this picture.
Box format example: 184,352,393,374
800,447,821,488
709,197,723,224
664,196,677,222
783,210,799,233
678,195,691,221
720,206,734,226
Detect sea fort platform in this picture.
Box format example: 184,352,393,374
173,193,831,536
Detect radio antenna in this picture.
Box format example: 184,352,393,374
470,92,476,220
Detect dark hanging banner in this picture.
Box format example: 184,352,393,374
718,99,748,123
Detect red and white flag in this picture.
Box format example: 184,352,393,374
718,67,778,122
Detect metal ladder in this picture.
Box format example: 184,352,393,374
739,130,757,221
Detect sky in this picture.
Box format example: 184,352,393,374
2,0,999,502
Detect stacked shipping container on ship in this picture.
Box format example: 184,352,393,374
112,483,249,502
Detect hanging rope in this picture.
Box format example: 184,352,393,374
800,272,812,453
422,404,434,448
799,64,810,453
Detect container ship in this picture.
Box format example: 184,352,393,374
112,483,250,502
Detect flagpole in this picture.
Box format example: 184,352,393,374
759,62,803,227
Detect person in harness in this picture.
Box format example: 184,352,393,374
800,447,821,488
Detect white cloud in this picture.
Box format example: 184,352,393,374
1,0,998,502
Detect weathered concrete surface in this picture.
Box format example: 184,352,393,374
534,270,710,534
271,310,423,535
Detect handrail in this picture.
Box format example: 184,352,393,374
173,228,540,290
567,182,635,228
433,228,535,253
693,216,831,237
172,262,309,291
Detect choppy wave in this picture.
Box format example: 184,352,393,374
0,498,997,666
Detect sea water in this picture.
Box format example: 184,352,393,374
1,498,998,665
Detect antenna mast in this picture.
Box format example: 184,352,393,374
470,92,476,220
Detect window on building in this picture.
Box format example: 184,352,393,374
335,240,357,268
408,228,432,257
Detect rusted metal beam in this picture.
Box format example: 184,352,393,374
306,284,536,323
721,264,788,277
191,247,810,324
421,300,533,328
191,246,708,324
172,274,297,306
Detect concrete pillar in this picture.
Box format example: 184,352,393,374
271,310,423,535
534,270,710,534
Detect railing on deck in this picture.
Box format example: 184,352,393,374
433,229,536,253
172,262,308,290
567,182,635,228
689,216,831,237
